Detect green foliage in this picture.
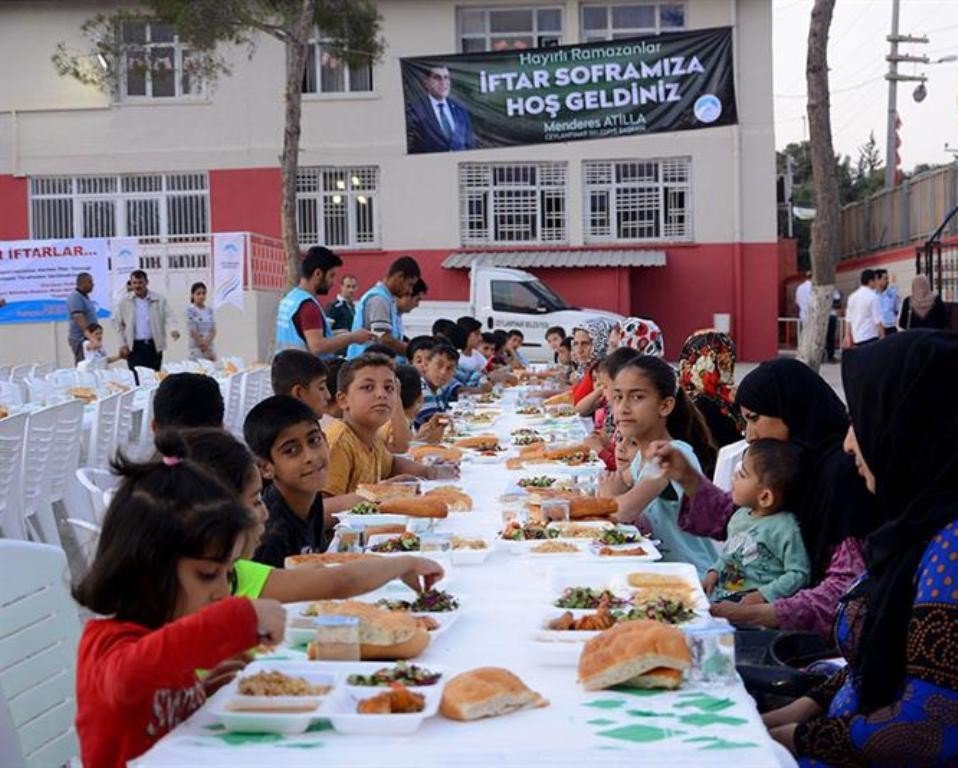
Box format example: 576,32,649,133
52,1,384,93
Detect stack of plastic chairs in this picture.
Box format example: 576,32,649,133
0,413,28,539
224,372,246,438
84,391,122,469
0,541,81,768
19,404,61,545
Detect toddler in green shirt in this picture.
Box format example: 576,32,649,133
704,439,810,603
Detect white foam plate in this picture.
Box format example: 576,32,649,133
586,538,663,563
528,638,583,667
334,512,409,528
521,541,589,559
449,537,493,565
546,520,618,540
325,684,441,735
208,663,336,734
607,562,709,612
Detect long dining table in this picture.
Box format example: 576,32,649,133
133,385,791,768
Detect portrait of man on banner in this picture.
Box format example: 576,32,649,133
405,63,478,154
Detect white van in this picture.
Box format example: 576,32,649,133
403,265,623,363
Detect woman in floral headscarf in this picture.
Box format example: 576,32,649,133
570,317,619,400
620,317,665,358
678,329,744,450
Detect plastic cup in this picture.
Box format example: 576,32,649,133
684,619,737,686
540,498,571,523
310,615,361,661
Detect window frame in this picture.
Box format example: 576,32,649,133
118,21,205,101
579,2,686,41
459,161,568,246
301,33,375,96
295,166,380,249
582,157,692,243
456,6,564,52
28,173,210,242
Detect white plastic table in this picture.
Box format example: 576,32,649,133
133,389,789,768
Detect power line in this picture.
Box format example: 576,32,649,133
775,73,886,98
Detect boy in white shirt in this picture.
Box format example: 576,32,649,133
82,324,123,368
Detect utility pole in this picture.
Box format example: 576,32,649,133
785,155,795,238
884,0,929,189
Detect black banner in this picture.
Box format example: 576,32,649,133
401,27,737,154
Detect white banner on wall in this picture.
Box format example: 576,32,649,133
109,237,139,308
0,238,111,325
212,233,245,311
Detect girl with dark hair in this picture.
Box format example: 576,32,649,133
186,281,216,361
598,356,719,577
73,432,286,768
765,331,958,766
176,427,445,603
652,358,880,640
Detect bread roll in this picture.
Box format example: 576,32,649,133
544,444,591,462
452,434,499,451
505,457,527,470
626,573,695,590
307,629,430,661
409,445,462,463
379,496,449,519
568,497,618,519
625,667,684,690
304,600,417,645
424,486,473,512
284,552,375,568
578,620,690,691
519,443,548,458
440,668,548,721
355,482,419,503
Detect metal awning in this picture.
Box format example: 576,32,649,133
441,249,667,269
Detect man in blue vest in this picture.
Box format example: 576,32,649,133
276,246,375,358
347,256,421,359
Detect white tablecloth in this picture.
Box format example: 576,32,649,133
133,390,787,768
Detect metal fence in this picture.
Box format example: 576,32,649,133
133,232,287,294
841,165,958,258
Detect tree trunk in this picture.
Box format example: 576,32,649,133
797,0,840,372
280,0,315,287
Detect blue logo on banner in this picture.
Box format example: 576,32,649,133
694,94,722,124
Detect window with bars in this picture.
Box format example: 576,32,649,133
583,158,691,242
296,166,379,247
459,162,567,245
120,21,204,99
302,34,373,94
457,7,563,52
580,2,685,41
29,173,209,241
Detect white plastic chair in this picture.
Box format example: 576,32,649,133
114,387,137,447
20,405,62,546
0,365,11,382
32,361,54,378
9,364,35,384
0,540,81,768
224,372,246,437
22,378,54,405
0,413,27,540
137,386,157,445
100,367,136,389
133,366,157,387
47,369,79,389
85,392,122,469
239,367,268,420
712,438,748,492
66,467,119,562
45,400,85,514
0,381,23,407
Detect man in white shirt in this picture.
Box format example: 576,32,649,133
795,272,812,326
844,269,884,348
115,270,179,376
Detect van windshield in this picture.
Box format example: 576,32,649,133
491,279,574,314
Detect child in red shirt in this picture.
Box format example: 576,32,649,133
72,432,286,768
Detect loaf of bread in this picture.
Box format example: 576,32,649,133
379,496,449,519
355,482,419,503
440,667,548,721
452,434,500,451
568,497,618,519
423,486,473,512
303,600,430,660
543,391,573,406
284,552,376,568
409,445,463,463
577,620,690,691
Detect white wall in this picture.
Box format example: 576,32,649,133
0,0,776,246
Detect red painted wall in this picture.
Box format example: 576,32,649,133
0,175,29,240
209,168,283,238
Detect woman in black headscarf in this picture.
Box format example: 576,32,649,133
652,358,880,639
764,330,958,766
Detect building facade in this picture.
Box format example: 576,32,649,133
0,0,778,363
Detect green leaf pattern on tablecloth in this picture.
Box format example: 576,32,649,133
580,689,761,753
